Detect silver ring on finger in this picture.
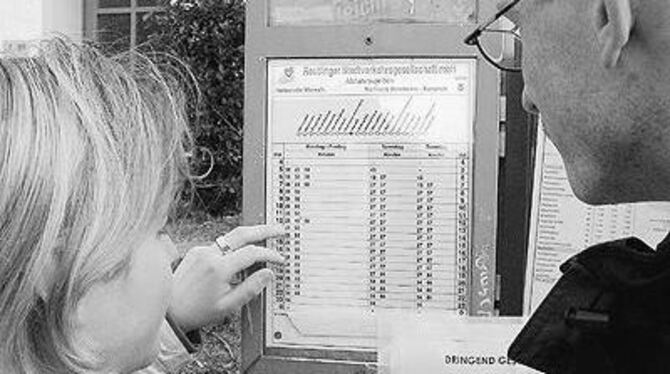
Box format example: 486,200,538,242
215,236,232,255
229,273,244,286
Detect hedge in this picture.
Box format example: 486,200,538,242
146,0,245,218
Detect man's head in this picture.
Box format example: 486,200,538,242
506,0,670,204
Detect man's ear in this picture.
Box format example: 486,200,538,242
593,0,634,68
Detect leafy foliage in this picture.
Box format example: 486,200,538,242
146,0,245,217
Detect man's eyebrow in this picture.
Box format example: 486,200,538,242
496,0,513,11
497,0,523,24
504,8,521,24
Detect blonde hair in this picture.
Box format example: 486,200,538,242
0,37,192,372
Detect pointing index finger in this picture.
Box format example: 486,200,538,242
218,224,287,250
223,245,284,278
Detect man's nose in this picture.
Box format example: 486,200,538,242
522,88,539,114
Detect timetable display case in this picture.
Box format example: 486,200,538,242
243,0,506,372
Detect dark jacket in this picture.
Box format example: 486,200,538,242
509,234,670,374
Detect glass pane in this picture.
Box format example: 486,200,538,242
97,13,131,54
138,0,161,6
99,0,131,8
269,0,477,26
137,12,159,45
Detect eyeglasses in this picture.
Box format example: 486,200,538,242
464,0,522,73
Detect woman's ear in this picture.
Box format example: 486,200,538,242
593,0,634,68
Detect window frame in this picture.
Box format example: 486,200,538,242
84,0,161,49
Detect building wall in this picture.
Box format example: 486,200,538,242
0,0,43,42
0,0,82,49
43,0,84,40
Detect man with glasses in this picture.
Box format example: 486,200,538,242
465,1,670,373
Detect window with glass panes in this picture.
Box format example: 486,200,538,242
84,0,161,53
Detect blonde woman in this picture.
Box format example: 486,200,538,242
0,38,284,373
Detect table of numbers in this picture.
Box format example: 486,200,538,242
268,142,471,346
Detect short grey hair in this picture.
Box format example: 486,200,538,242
0,37,192,373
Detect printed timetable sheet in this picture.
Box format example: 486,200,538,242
265,58,476,349
525,127,670,314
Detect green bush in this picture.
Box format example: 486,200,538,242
146,0,245,218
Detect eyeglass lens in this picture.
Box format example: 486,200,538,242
477,23,521,72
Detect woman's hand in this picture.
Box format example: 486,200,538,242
168,224,285,332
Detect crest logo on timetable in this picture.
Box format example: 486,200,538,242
278,66,297,85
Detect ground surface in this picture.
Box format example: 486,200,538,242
168,216,243,374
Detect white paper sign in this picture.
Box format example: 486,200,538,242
377,313,539,374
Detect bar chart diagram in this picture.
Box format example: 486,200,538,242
295,96,437,137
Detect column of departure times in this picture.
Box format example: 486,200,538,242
269,143,469,315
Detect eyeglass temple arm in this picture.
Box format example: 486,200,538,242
464,0,521,45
